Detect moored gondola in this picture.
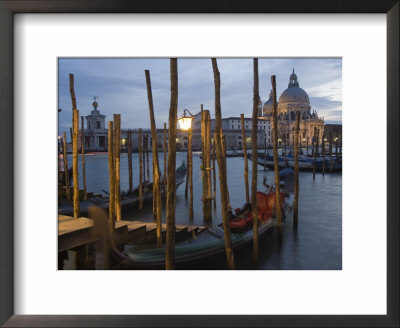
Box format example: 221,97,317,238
113,190,292,269
58,162,187,216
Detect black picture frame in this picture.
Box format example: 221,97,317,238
0,1,398,327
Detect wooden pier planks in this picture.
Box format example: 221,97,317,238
58,215,205,252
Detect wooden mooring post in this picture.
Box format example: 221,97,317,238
80,116,87,200
251,58,259,261
188,127,194,220
146,134,150,183
202,110,212,221
240,114,250,203
72,109,80,218
142,134,146,188
264,135,267,171
185,144,189,199
322,133,326,176
212,134,217,209
293,111,300,228
145,69,162,247
271,75,282,225
114,114,121,221
138,128,143,210
222,134,231,208
166,58,178,270
128,130,133,192
313,127,317,180
62,132,70,201
69,73,80,218
108,121,115,224
212,58,235,269
163,122,167,196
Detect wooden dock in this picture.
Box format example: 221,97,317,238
58,215,207,253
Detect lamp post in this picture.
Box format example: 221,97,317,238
178,109,194,220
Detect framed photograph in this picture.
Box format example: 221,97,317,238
1,1,398,327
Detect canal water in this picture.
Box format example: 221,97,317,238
64,151,342,270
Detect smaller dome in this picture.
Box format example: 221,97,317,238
263,90,275,115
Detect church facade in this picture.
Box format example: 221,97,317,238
83,97,108,151
262,70,324,148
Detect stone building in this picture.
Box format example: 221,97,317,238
83,97,107,151
191,112,270,150
261,69,325,148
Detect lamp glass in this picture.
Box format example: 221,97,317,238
178,116,192,131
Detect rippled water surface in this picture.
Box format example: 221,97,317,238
66,151,342,270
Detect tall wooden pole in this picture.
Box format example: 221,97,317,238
316,129,320,174
69,74,77,111
114,114,121,221
212,134,217,209
322,133,326,176
206,110,212,219
142,134,146,185
145,69,162,247
264,134,267,171
293,111,300,228
185,131,189,198
80,116,87,200
163,123,167,195
152,148,157,224
211,58,235,269
166,58,178,270
222,134,230,208
108,121,115,224
62,132,70,201
69,73,80,218
200,104,205,210
188,127,193,220
271,75,282,225
240,114,250,203
202,110,212,221
72,111,80,217
251,58,259,261
146,134,150,182
138,128,143,210
201,110,206,217
313,127,317,180
128,130,133,193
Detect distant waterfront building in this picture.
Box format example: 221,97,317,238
191,112,270,149
261,69,325,147
83,97,107,151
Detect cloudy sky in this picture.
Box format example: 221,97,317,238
58,58,341,138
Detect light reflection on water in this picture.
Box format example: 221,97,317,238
67,151,342,270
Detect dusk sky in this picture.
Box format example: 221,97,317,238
58,58,341,138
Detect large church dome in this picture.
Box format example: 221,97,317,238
278,69,310,105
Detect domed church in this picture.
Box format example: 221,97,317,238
261,69,324,148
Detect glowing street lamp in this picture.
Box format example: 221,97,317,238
177,109,194,131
